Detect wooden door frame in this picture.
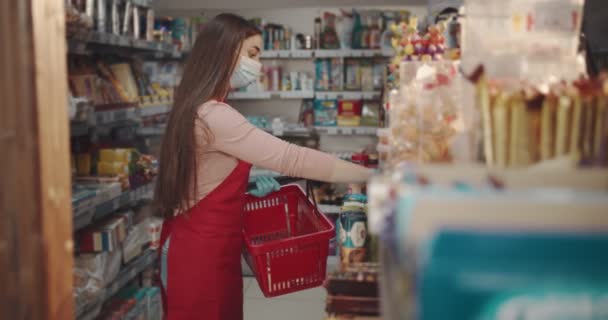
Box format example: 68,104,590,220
0,0,74,319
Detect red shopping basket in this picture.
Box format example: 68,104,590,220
242,184,334,298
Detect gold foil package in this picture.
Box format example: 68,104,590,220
474,73,608,168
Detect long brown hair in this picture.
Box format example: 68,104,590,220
154,14,261,218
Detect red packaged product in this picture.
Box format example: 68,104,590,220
351,153,369,166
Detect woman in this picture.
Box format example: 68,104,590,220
154,13,371,320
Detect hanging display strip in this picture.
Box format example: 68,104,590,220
261,50,314,59
73,181,155,231
261,49,394,59
130,0,155,7
315,126,378,136
138,104,171,117
315,91,382,100
314,49,394,58
75,250,158,320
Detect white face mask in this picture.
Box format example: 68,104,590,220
230,55,262,89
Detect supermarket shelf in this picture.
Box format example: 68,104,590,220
73,181,155,232
228,90,314,100
315,91,382,100
76,250,158,320
67,29,178,55
261,50,314,59
136,125,166,136
131,0,154,7
138,103,171,117
314,49,394,58
229,91,272,99
95,107,140,126
315,126,378,136
263,125,313,137
71,121,91,137
259,49,394,59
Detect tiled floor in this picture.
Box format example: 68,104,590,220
243,277,327,320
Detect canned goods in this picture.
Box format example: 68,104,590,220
336,211,366,248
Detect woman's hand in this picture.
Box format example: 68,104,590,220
249,176,281,198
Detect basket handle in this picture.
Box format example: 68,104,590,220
306,180,319,212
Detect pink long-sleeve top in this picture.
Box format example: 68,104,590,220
192,100,336,203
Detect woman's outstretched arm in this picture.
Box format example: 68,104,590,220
198,101,372,184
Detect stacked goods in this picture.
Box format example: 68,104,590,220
325,263,380,320
74,148,157,190
78,214,129,253
368,166,608,320
389,16,447,69
473,70,608,168
386,61,462,166
98,287,163,320
69,58,173,108
336,193,369,267
65,0,94,29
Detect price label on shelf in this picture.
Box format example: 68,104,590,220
341,127,353,135
327,127,338,135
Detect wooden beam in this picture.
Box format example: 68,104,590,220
0,0,74,319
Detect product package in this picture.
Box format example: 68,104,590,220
314,99,339,126
315,59,330,91
388,61,462,166
360,101,381,127
329,58,343,91
372,61,385,91
360,60,374,92
78,214,128,253
345,59,362,91
368,165,608,320
337,100,363,127
122,222,146,264
462,0,585,83
321,12,340,49
473,71,608,168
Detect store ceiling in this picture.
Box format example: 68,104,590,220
155,0,429,11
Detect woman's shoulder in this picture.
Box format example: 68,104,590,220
196,100,245,123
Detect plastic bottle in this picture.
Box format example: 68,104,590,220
370,17,382,49
314,17,322,49
351,11,363,49
361,16,370,49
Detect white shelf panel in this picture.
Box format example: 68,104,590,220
229,92,272,100
277,91,315,99
261,50,314,59
315,126,378,136
229,91,314,100
315,91,382,100
138,104,171,117
314,49,394,58
95,107,139,125
68,29,178,55
259,49,393,59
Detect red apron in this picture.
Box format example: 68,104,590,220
159,160,252,320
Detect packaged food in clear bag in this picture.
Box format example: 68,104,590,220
387,61,463,166
462,0,585,83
